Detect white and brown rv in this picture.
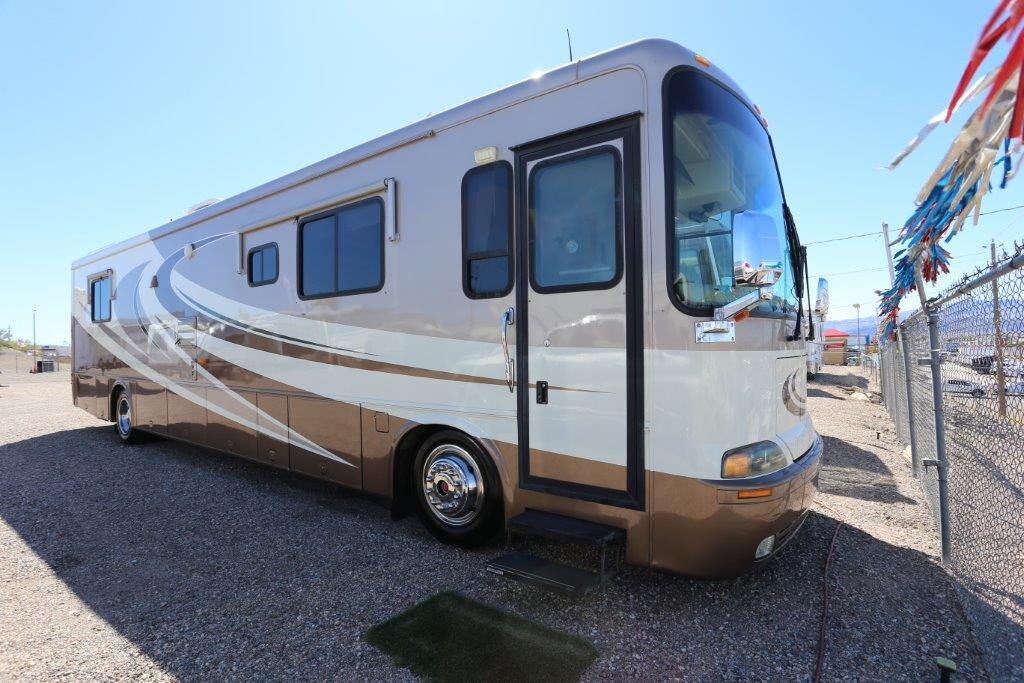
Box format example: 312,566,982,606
71,39,822,583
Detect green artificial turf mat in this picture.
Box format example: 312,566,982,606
365,591,598,682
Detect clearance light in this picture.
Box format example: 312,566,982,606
474,146,498,165
737,487,773,500
694,53,711,67
755,535,775,559
722,441,786,478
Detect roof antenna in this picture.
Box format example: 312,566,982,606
566,28,573,61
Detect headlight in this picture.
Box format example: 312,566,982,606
721,441,787,478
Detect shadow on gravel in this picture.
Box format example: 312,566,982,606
807,388,844,400
0,427,993,680
813,371,869,390
818,436,917,505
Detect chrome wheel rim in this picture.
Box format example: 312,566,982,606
422,444,484,527
117,396,131,437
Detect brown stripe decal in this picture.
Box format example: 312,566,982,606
200,315,599,392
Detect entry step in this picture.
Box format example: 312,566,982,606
507,509,625,546
485,551,600,597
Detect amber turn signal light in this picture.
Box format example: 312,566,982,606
737,487,773,500
722,453,751,477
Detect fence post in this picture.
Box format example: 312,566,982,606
990,241,1008,417
924,304,952,564
900,328,920,476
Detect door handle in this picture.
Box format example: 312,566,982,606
500,307,515,393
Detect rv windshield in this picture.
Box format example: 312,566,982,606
665,69,796,313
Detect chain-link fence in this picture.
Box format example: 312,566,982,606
879,249,1024,681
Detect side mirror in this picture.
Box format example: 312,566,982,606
731,211,784,289
815,278,830,317
710,211,784,323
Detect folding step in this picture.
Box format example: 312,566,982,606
485,551,601,597
507,509,626,547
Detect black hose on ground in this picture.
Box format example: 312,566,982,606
814,521,844,683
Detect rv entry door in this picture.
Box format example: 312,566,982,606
513,116,644,510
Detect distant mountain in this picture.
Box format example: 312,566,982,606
820,311,911,343
821,298,1024,342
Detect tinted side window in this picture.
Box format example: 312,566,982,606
90,275,111,322
462,161,513,298
301,216,335,296
529,147,621,292
299,197,384,298
248,243,279,287
338,200,384,293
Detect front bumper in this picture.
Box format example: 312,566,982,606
650,434,824,578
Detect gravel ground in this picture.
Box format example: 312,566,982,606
0,362,988,681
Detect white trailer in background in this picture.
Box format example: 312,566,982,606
807,278,829,377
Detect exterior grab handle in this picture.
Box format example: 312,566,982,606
501,307,515,393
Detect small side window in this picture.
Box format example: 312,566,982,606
90,275,111,322
248,243,279,287
462,161,513,298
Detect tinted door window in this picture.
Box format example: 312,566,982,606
529,147,621,292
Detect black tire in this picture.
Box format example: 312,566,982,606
411,430,503,548
112,388,145,444
971,389,984,398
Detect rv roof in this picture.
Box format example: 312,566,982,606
73,38,747,270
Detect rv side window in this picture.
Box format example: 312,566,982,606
90,275,111,322
461,161,513,298
247,243,279,287
299,197,384,299
529,147,622,292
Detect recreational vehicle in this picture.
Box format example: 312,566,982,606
71,39,822,584
807,278,829,377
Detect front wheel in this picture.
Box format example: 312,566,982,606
412,431,502,548
113,390,145,444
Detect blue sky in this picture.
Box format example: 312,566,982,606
1,0,1019,344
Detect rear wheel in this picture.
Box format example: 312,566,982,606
113,389,145,444
412,430,502,547
971,388,984,398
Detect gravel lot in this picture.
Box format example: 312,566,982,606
0,362,988,681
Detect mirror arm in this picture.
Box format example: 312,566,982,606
714,287,773,321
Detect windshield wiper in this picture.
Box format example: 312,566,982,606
784,204,809,342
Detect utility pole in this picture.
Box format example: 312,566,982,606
881,222,902,346
991,240,1007,417
853,303,862,366
32,309,37,373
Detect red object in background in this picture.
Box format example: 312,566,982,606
946,0,1024,142
823,328,849,350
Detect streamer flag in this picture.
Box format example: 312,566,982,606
879,0,1024,339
